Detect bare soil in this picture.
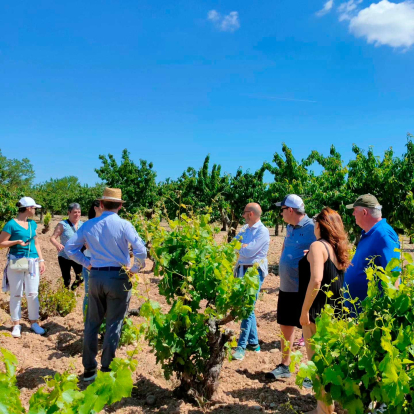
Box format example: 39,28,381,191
0,216,348,414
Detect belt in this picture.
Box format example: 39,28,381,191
91,266,122,271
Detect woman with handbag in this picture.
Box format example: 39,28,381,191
50,202,84,290
0,197,46,338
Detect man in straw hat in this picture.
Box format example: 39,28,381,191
344,194,399,316
65,188,147,382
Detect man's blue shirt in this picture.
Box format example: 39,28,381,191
235,221,270,276
279,215,316,293
344,219,399,313
65,211,147,272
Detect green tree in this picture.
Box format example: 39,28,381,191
169,155,230,228
95,149,158,214
264,144,311,235
303,145,356,236
0,149,34,190
223,166,268,241
0,150,33,228
32,176,83,216
392,134,414,241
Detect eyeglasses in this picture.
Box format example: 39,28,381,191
243,210,252,214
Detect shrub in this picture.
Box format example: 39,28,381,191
43,212,52,227
99,317,140,347
139,212,259,401
0,345,138,413
292,252,414,413
38,280,76,320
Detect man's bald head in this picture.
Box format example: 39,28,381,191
245,203,262,218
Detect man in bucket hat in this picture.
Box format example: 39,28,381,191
65,188,147,381
343,194,400,316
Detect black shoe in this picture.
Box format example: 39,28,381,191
303,377,313,389
71,279,83,290
101,367,111,373
127,307,141,317
83,369,97,382
265,364,291,380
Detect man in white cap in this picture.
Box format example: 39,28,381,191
266,194,316,380
65,188,147,382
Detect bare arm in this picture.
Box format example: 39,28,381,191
50,223,65,252
0,231,28,249
34,236,46,275
300,242,326,326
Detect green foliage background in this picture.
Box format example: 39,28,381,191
1,134,413,241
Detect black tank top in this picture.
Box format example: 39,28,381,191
298,240,344,324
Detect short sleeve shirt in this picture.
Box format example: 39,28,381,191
279,215,316,292
344,219,400,314
2,219,39,258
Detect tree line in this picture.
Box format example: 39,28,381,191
1,134,413,241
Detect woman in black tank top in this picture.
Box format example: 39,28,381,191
298,207,350,414
298,240,344,324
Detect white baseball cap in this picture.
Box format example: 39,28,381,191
18,197,42,208
275,194,305,213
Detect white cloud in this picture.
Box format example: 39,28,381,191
207,10,220,22
207,10,240,32
338,0,363,21
316,0,334,17
349,0,414,48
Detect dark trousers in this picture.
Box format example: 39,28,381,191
82,269,132,371
58,256,83,289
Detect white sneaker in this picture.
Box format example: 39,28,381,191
30,323,45,335
11,325,21,338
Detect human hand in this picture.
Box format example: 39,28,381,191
39,261,46,275
87,265,92,271
16,240,29,247
128,266,139,274
56,244,65,252
242,243,248,248
300,311,310,326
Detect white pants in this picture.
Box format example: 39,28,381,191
7,263,40,321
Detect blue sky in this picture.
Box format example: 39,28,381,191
1,0,413,185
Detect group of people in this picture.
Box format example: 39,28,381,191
0,188,147,382
230,193,399,414
0,188,400,402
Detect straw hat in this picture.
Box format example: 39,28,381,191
98,188,125,203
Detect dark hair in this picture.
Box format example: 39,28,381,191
314,207,350,270
68,202,81,213
102,201,122,210
88,200,101,220
15,202,27,213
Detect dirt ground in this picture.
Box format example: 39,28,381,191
0,216,347,413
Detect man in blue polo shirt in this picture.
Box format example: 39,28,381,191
344,194,400,316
